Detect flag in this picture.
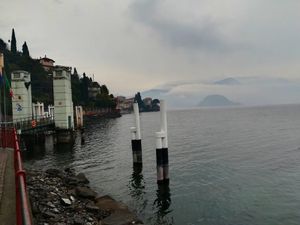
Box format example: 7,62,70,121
0,53,4,86
3,72,13,98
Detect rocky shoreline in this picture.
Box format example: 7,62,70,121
26,168,143,225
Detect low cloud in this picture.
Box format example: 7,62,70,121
52,0,62,3
143,77,300,108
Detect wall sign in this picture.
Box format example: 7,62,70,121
16,103,23,112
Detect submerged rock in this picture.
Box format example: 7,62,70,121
101,210,142,225
64,176,80,186
75,186,97,199
96,195,142,225
76,173,90,184
95,195,128,212
86,202,100,213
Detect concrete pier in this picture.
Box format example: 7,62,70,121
55,129,74,144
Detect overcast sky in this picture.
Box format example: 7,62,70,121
1,0,300,96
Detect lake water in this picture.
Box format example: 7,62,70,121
23,104,300,225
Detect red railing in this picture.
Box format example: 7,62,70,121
0,127,32,225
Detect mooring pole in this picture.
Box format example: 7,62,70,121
156,100,169,185
160,100,169,184
156,131,164,184
131,103,142,166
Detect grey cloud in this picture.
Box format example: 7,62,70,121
129,0,229,52
52,0,62,4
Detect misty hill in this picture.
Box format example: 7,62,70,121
198,95,240,107
214,77,240,85
140,76,300,109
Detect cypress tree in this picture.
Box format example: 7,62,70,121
11,28,17,53
71,67,80,104
0,39,7,52
73,67,78,76
22,41,30,57
81,72,90,103
134,92,145,111
101,85,109,95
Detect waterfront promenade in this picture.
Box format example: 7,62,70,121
0,148,16,225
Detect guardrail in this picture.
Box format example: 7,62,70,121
0,127,32,225
0,115,54,133
13,116,54,131
13,128,32,225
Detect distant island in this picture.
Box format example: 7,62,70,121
134,92,160,112
198,95,240,107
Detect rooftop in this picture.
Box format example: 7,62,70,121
39,55,55,63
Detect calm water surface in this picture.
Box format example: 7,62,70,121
23,104,300,225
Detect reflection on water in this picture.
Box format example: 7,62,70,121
80,129,86,145
21,116,175,225
128,164,173,225
154,184,172,215
22,133,77,168
150,184,173,225
128,165,147,215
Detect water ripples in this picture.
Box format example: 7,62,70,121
23,104,300,225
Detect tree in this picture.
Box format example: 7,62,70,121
0,39,7,52
71,68,81,105
22,41,30,57
80,72,90,103
134,92,145,111
73,67,78,76
11,28,17,53
101,85,109,95
152,99,160,111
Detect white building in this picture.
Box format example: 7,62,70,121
53,67,74,130
11,70,32,122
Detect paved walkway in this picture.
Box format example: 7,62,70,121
0,150,8,202
0,148,16,225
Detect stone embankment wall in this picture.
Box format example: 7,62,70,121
26,168,144,225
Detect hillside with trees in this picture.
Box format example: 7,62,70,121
0,29,116,115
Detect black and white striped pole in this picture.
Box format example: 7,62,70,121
131,103,142,166
156,100,169,185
